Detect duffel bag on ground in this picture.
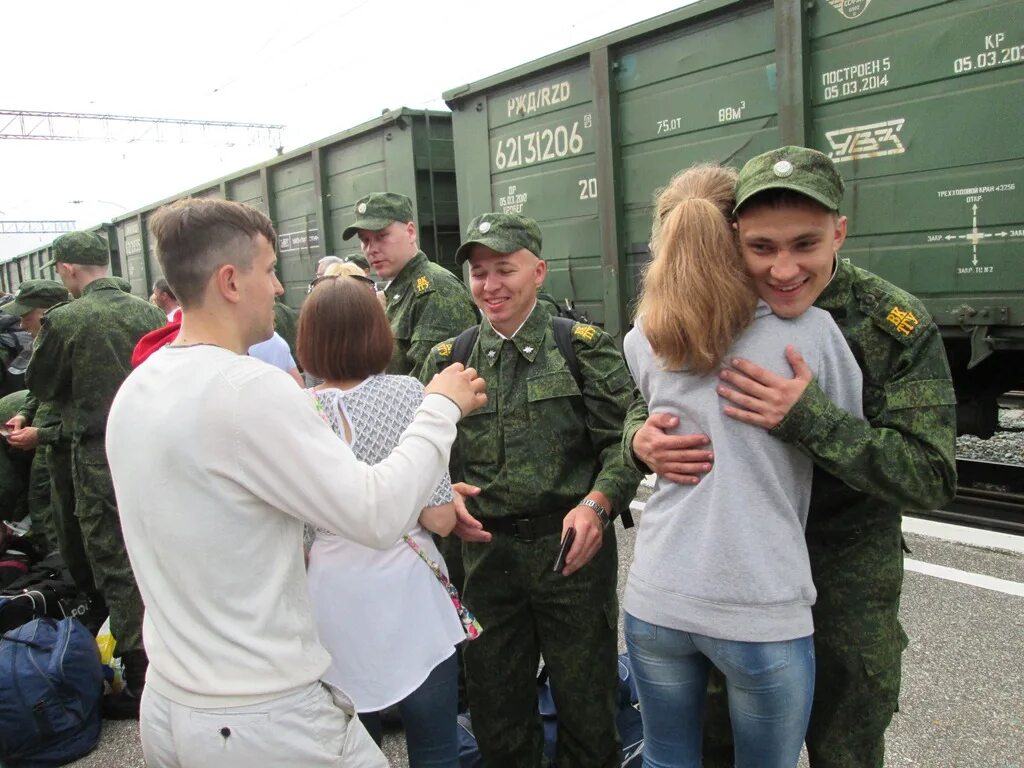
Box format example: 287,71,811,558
0,553,96,634
458,653,644,767
0,616,104,767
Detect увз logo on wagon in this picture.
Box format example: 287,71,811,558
825,118,906,164
829,0,872,20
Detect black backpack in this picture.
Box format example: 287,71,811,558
0,314,30,397
0,553,95,634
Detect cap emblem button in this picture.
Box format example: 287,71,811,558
773,160,794,178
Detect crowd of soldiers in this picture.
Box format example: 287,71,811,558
0,145,955,768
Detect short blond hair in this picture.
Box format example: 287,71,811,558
323,262,365,279
636,164,757,374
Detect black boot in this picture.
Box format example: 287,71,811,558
102,649,148,720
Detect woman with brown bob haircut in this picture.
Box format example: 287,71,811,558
299,274,477,767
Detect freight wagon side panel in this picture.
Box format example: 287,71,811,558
226,173,265,212
452,65,605,322
809,0,1024,410
323,130,390,268
810,0,1024,322
614,0,777,316
115,218,151,298
270,155,320,309
411,114,462,274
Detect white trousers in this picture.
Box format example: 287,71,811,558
140,682,388,767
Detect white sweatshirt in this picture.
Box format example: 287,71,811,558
106,345,461,708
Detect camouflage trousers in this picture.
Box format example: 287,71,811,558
462,525,620,768
69,436,144,655
48,443,99,595
702,522,907,768
27,448,58,554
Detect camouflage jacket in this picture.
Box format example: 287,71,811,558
622,259,957,535
273,300,300,359
385,252,477,375
26,277,166,440
0,389,32,512
16,390,64,447
421,303,643,520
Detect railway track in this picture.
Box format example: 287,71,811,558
997,390,1024,412
917,459,1024,536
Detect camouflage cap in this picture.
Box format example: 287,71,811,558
43,230,110,269
0,279,69,317
734,146,845,214
342,254,371,271
341,192,414,240
455,213,543,265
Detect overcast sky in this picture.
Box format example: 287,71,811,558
0,0,697,262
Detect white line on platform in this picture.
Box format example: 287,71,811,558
903,516,1024,554
904,559,1024,597
631,500,1024,555
628,499,1024,596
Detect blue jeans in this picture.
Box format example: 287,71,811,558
624,612,814,768
358,651,459,768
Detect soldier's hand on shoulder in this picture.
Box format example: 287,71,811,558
424,363,487,417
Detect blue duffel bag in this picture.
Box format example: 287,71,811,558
0,612,104,767
458,653,644,767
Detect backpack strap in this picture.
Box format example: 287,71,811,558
446,325,481,369
552,317,584,392
446,320,581,394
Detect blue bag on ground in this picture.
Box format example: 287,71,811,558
0,615,103,767
458,652,643,767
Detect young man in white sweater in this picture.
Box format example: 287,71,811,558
106,197,486,768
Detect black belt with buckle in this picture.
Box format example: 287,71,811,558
483,513,564,541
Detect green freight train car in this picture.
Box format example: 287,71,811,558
0,223,120,295
106,108,460,309
444,0,1023,436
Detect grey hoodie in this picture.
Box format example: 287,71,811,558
623,301,863,642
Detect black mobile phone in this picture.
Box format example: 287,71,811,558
553,527,576,573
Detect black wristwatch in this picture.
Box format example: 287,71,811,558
579,498,611,527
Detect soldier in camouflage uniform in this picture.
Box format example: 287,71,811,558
342,192,477,376
2,280,72,555
27,230,166,718
420,213,643,767
273,299,299,359
0,389,33,526
625,147,957,767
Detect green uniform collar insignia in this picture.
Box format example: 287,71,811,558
385,251,429,301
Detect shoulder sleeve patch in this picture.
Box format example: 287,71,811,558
572,323,599,344
434,340,453,359
884,305,921,337
414,275,432,295
852,271,931,346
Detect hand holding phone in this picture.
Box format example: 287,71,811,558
553,527,576,574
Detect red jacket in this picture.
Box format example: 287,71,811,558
131,320,180,367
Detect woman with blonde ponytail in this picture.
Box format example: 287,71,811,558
621,165,864,768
